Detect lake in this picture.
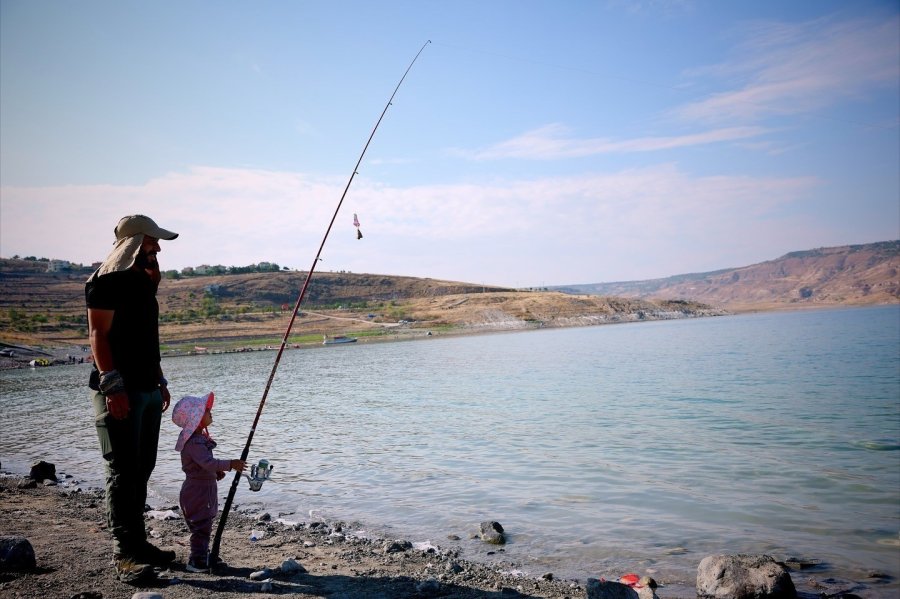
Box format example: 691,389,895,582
1,305,898,597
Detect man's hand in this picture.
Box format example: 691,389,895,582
160,385,171,412
105,391,130,420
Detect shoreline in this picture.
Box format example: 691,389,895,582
2,464,896,599
0,468,599,598
0,450,896,599
5,302,896,370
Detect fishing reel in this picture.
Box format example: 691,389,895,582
242,459,273,492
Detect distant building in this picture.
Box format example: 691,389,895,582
47,259,71,272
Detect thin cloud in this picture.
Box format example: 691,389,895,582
0,163,819,280
676,15,900,124
458,123,767,160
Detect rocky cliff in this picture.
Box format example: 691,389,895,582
556,241,900,310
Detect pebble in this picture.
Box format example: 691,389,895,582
249,567,274,580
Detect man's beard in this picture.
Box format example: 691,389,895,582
134,248,161,287
134,249,158,270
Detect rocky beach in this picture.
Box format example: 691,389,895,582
0,467,594,599
3,463,894,599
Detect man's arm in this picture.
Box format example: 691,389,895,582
88,308,130,420
88,308,115,371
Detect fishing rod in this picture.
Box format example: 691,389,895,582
209,40,430,568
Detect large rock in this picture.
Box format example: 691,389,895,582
279,558,306,574
697,554,797,599
586,578,658,599
29,460,56,482
0,536,36,570
479,521,506,545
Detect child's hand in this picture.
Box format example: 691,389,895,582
216,471,226,481
231,459,246,473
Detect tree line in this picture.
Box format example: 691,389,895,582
4,255,287,277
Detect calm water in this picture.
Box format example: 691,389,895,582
2,306,898,596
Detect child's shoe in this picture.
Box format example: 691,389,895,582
185,557,209,573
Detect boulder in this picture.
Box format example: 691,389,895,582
479,521,506,545
29,460,56,482
587,578,659,599
280,558,306,574
0,536,36,570
384,539,413,553
697,554,797,599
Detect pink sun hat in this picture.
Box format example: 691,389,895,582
172,391,215,451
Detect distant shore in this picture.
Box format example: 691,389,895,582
6,302,895,370
1,304,731,369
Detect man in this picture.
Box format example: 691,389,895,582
86,214,178,583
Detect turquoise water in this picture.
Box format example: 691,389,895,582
2,306,898,596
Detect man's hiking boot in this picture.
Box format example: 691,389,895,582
134,542,176,566
114,556,157,584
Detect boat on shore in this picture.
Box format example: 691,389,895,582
323,335,357,345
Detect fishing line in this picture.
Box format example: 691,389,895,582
209,39,431,566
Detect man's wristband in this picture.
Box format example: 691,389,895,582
159,376,168,388
99,369,125,395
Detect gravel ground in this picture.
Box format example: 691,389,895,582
0,473,589,599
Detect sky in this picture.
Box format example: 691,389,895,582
1,1,898,288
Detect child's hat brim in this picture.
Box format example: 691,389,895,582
172,392,214,451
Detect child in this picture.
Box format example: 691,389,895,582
172,392,245,572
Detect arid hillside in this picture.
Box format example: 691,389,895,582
556,241,900,310
3,240,897,356
0,261,720,354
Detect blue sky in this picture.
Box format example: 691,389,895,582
1,1,898,287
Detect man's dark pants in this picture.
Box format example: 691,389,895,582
93,389,162,556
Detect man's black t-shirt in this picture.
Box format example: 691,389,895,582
85,269,161,392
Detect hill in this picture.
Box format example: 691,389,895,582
0,261,721,357
4,240,896,359
554,241,900,310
